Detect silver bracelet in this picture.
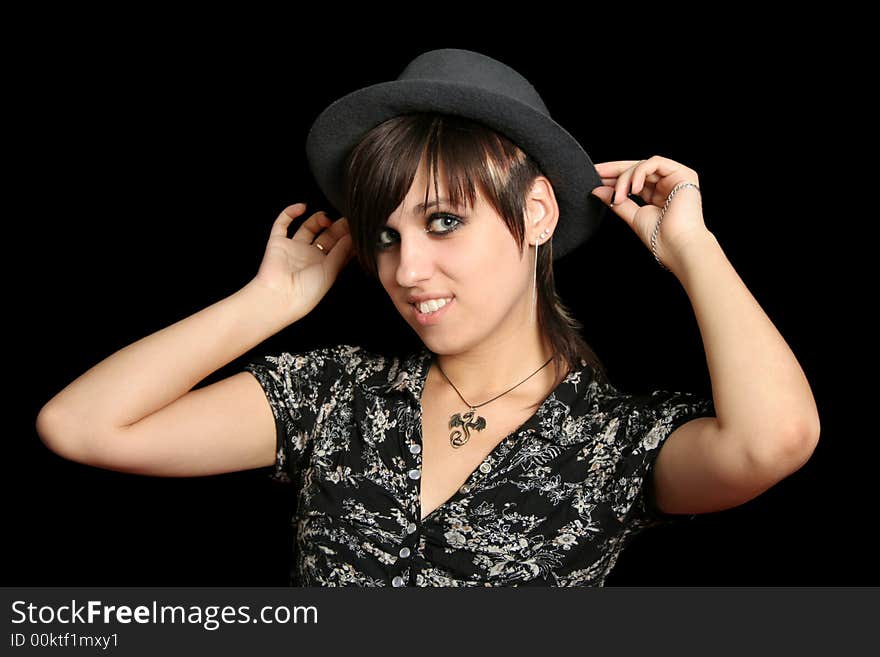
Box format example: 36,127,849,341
651,181,701,271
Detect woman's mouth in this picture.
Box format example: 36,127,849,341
410,296,455,326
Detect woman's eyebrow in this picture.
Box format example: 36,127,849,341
415,197,453,212
418,196,472,212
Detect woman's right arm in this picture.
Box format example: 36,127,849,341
35,204,354,477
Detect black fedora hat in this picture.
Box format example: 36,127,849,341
305,48,606,261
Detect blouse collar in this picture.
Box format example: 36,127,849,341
372,345,600,445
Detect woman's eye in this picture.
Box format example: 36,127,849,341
376,213,463,250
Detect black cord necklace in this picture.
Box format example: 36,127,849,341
434,355,555,448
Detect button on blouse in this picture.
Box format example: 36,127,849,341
243,343,715,586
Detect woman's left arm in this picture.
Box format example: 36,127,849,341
670,229,820,462
592,156,821,471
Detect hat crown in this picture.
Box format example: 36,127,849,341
396,48,550,116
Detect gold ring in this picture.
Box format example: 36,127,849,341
314,242,325,252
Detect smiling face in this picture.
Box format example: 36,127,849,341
376,154,539,355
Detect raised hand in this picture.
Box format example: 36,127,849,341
591,155,709,269
248,203,354,322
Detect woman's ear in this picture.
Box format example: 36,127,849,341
524,177,559,243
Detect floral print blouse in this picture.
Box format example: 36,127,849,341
243,343,715,587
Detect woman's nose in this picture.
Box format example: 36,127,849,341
395,236,433,288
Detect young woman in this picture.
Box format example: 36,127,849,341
36,49,820,586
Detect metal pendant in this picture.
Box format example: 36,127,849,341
448,407,487,448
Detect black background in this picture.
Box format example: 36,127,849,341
12,21,867,587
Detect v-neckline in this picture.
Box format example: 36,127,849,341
414,350,568,523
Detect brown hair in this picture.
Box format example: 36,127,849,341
341,112,608,391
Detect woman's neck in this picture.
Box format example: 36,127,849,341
428,336,561,404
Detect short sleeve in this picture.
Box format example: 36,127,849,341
243,345,344,484
613,388,716,530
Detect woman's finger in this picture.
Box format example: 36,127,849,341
632,178,657,200
598,156,684,181
291,209,334,244
600,171,669,200
612,157,680,204
594,160,645,177
612,160,644,206
630,162,650,196
312,215,350,251
271,203,308,238
324,216,350,239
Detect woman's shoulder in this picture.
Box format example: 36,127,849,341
244,343,375,380
278,343,424,383
323,343,415,369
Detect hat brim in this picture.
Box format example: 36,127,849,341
305,79,606,260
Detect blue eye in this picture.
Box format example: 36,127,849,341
376,213,463,251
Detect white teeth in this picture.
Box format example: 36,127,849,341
416,297,452,313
